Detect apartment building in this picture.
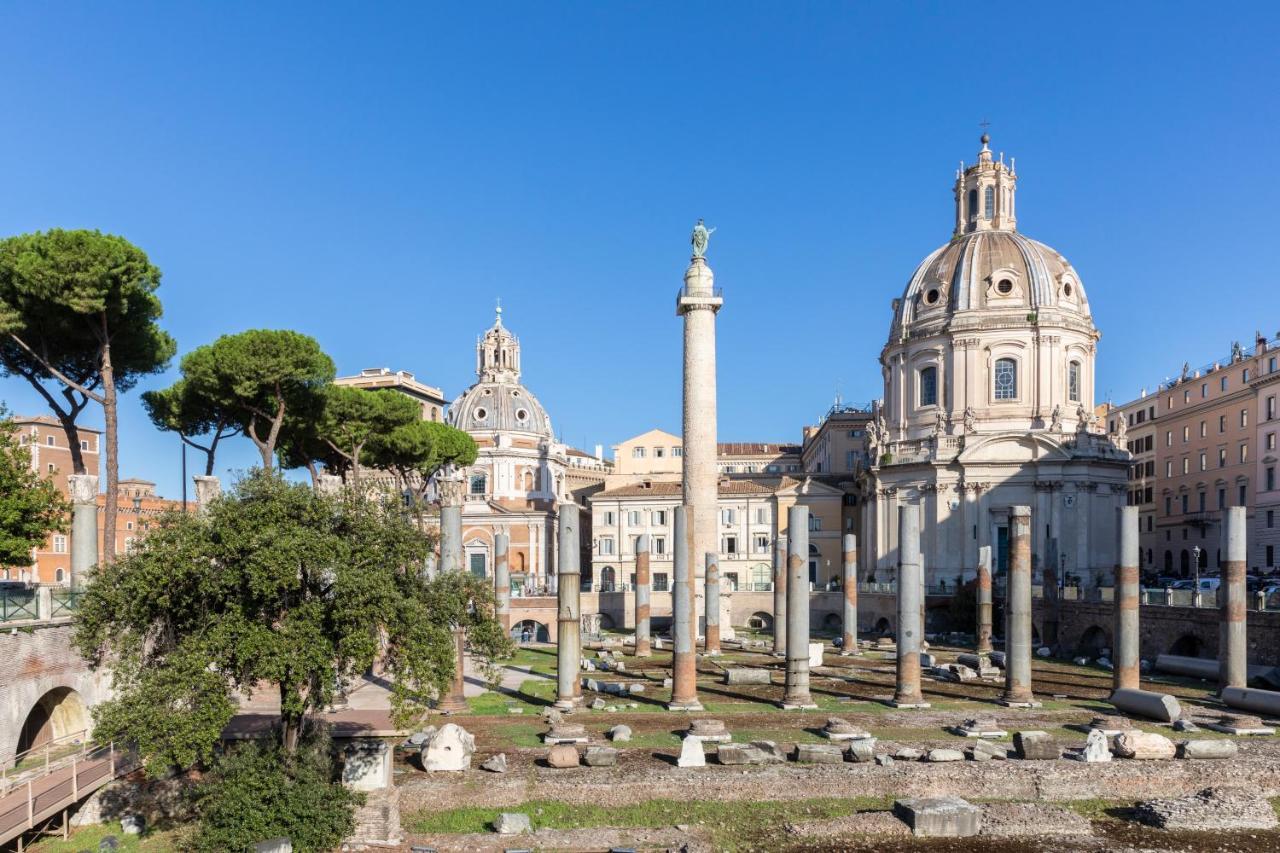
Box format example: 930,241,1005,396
1105,394,1160,570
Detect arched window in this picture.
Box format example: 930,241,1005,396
983,185,994,219
1068,361,1081,402
469,473,487,495
993,358,1017,400
919,366,938,407
751,563,771,590
54,568,64,584
967,189,977,221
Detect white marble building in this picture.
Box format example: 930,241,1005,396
861,136,1129,588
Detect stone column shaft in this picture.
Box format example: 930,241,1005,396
772,535,788,655
440,504,463,575
704,552,721,655
68,474,99,592
893,503,928,707
495,533,511,632
635,535,652,657
192,474,220,517
1114,507,1141,691
1000,506,1039,707
841,533,859,655
555,503,582,709
1220,506,1248,691
669,505,701,710
976,544,993,654
782,506,815,708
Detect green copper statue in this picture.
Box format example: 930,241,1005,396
691,218,716,260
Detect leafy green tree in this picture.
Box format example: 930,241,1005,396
0,229,176,558
0,404,68,570
76,471,511,765
181,330,334,470
316,386,420,489
141,379,242,477
366,420,478,530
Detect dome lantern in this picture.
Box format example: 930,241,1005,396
954,133,1018,236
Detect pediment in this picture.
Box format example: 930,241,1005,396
957,431,1072,464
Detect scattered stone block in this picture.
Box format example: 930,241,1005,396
893,797,981,838
662,677,673,688
546,744,580,768
1036,646,1052,657
252,840,291,853
847,739,877,763
949,718,1006,738
955,653,999,677
1113,731,1176,760
1080,730,1112,763
1087,715,1131,736
99,838,120,851
1173,719,1199,732
893,747,923,761
494,813,532,835
752,740,786,762
687,719,731,742
1134,786,1279,830
481,753,508,773
821,717,871,741
407,729,434,746
794,743,845,764
716,742,784,765
967,740,1007,762
543,723,588,744
1013,731,1059,760
1072,656,1089,666
925,748,964,763
589,697,607,710
1177,739,1238,760
875,753,895,767
677,736,706,768
120,815,144,836
1204,713,1276,736
506,707,524,714
808,643,825,668
608,724,632,742
583,746,619,767
421,723,475,772
628,683,645,694
723,668,772,685
919,652,937,668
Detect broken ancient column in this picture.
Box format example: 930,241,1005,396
555,502,582,710
976,544,993,655
669,505,702,710
1000,506,1039,707
634,534,652,657
841,533,859,656
892,502,928,708
68,474,99,592
773,534,788,656
436,471,469,712
1043,536,1060,650
705,552,721,655
495,532,511,633
1220,506,1248,692
782,506,816,708
1114,506,1140,692
192,474,220,517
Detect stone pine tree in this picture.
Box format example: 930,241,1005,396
0,230,176,560
180,330,335,470
316,385,421,489
75,470,511,766
0,404,68,572
366,419,478,523
141,379,242,477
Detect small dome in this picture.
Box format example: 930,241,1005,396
447,380,553,438
890,230,1090,339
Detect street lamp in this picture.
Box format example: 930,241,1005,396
1192,545,1202,604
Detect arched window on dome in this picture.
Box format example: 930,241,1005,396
983,186,994,219
993,358,1017,401
967,189,977,222
1068,361,1082,402
919,366,938,407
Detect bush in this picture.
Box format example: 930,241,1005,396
189,728,362,852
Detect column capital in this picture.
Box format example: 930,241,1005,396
67,473,99,505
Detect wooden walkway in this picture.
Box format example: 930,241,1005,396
0,743,135,848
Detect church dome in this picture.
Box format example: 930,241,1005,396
890,229,1091,340
446,308,554,438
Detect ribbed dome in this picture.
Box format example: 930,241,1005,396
890,230,1090,339
447,380,553,437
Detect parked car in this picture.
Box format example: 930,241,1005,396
1196,578,1221,592
1169,580,1195,590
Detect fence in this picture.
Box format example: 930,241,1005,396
0,589,38,623
0,586,83,624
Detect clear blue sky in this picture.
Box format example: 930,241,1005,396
2,4,1278,498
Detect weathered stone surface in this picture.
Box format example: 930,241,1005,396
1177,739,1238,760
1088,714,1132,733
821,717,870,740
794,743,845,764
607,724,632,742
894,747,923,761
677,736,706,768
952,717,1005,737
120,815,144,835
926,748,964,763
1221,713,1266,729
1113,731,1176,760
546,744,580,768
688,719,730,741
583,746,619,767
893,797,981,838
544,723,588,744
1173,719,1200,732
494,812,532,835
723,668,771,685
480,753,508,773
1013,731,1059,760
1134,786,1279,830
589,697,606,710
919,653,937,668
967,740,1007,761
808,643,825,668
752,740,786,762
847,739,877,763
875,753,895,767
1077,729,1111,763
252,839,290,853
978,802,1092,838
421,723,475,772
407,729,435,746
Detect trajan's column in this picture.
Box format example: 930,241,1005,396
677,220,728,647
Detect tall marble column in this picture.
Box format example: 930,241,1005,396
1113,507,1140,692
1000,506,1039,707
892,502,928,708
555,502,582,710
495,532,511,633
772,535,788,655
669,505,702,710
782,506,816,709
436,472,469,713
840,533,859,655
976,544,993,655
68,474,99,592
1219,506,1248,692
634,534,652,657
704,552,721,655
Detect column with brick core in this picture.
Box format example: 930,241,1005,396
976,545,993,655
841,533,859,655
669,505,702,710
1114,507,1140,692
782,506,816,708
68,474,99,592
893,502,928,708
772,535,788,655
634,534,652,657
555,502,582,709
704,552,721,655
495,532,511,633
1000,506,1039,707
1219,506,1248,691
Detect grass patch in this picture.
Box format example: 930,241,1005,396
27,824,182,852
1064,798,1131,822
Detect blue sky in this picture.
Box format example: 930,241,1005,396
2,3,1278,498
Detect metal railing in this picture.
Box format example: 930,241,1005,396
50,590,83,618
0,589,37,623
0,736,136,847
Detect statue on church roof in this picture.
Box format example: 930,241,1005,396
691,218,716,260
1049,404,1063,433
963,406,976,434
1180,362,1190,383
1231,340,1243,363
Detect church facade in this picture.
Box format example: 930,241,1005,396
860,136,1130,589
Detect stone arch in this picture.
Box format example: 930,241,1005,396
1076,625,1111,658
16,687,90,757
511,619,550,643
874,616,892,636
747,611,773,631
599,566,617,591
597,613,616,630
1169,634,1206,658
925,604,952,633
822,613,843,632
